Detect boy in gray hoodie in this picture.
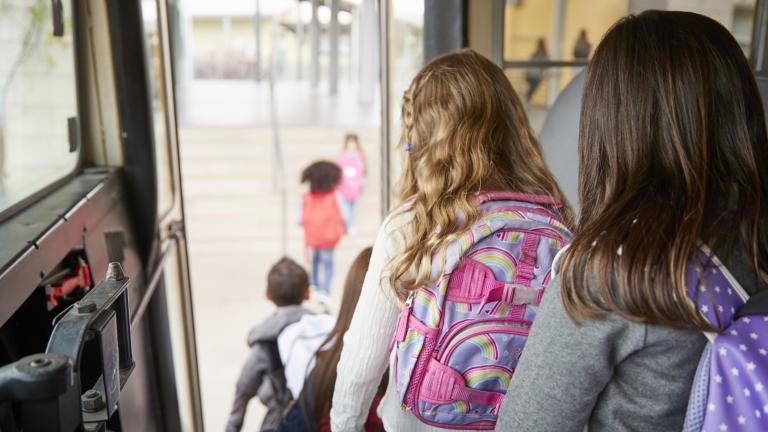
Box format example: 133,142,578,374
226,257,313,432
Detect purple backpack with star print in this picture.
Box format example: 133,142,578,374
682,247,768,432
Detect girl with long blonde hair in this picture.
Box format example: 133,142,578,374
330,49,571,431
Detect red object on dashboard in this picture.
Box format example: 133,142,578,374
46,261,92,310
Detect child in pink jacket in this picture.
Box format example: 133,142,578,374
335,134,365,230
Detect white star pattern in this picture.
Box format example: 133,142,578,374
744,317,752,324
738,416,746,425
756,410,762,418
764,404,768,414
731,330,739,336
739,344,748,351
764,316,768,321
728,288,733,295
731,306,736,313
714,374,723,383
727,395,735,404
745,388,752,397
709,403,717,412
751,332,758,339
747,362,757,371
715,286,721,293
756,383,764,392
718,305,724,313
702,305,709,313
719,347,728,356
732,368,740,376
760,348,767,356
720,423,728,431
699,285,706,292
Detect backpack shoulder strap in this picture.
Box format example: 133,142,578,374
686,246,750,341
258,339,293,406
550,244,570,280
261,339,283,371
734,289,768,319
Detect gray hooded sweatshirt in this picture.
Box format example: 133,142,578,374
495,253,760,431
226,305,312,432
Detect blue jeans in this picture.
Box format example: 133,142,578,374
310,248,334,295
338,197,357,229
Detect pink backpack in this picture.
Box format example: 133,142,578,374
391,192,571,429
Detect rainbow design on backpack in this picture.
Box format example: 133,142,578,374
393,194,572,429
453,401,469,414
459,231,476,250
487,210,528,225
490,301,510,316
403,329,421,345
468,334,499,360
468,248,517,281
495,231,522,243
415,289,442,327
455,302,473,313
463,366,513,390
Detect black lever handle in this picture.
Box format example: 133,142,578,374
0,263,133,432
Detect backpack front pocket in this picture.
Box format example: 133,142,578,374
414,320,530,426
442,321,528,391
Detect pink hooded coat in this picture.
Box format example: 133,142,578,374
335,150,365,202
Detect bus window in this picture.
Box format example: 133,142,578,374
503,0,757,132
0,0,79,216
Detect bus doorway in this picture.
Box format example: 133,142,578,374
169,1,383,428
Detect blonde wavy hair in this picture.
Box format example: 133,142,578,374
388,49,573,298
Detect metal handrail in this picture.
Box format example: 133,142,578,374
269,14,287,256
503,59,588,69
130,231,179,331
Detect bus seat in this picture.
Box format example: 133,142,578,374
539,71,585,214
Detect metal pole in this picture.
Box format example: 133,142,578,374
490,0,504,66
268,82,287,255
254,0,261,81
379,0,391,218
359,0,377,105
751,0,768,72
330,0,340,94
310,0,320,87
296,0,304,79
268,16,287,255
547,0,565,106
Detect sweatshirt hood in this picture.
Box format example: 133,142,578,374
247,304,312,346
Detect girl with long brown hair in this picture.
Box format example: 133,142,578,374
497,11,768,431
330,49,571,431
277,247,385,431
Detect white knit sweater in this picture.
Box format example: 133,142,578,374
330,210,476,432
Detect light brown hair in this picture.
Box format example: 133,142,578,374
301,247,379,429
560,11,768,330
389,49,573,296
